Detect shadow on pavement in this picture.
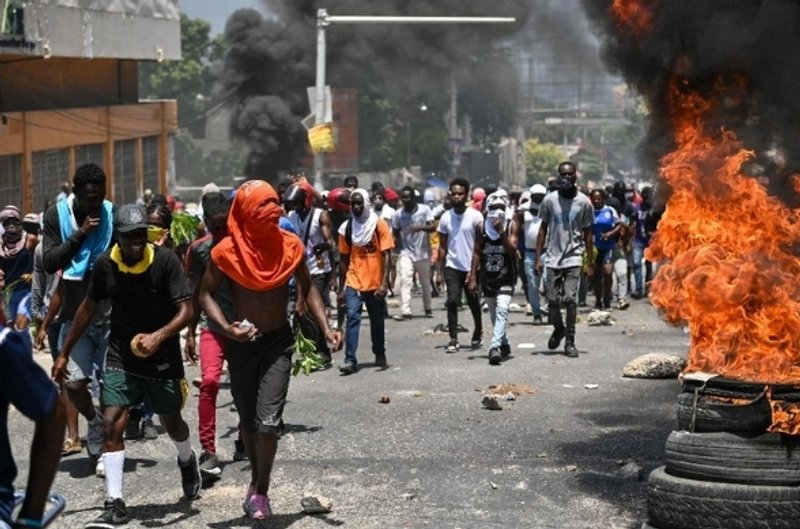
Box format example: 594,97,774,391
127,500,202,527
207,511,344,528
554,380,677,529
57,456,156,479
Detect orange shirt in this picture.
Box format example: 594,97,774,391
339,220,394,292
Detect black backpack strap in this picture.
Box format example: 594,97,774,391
345,219,352,248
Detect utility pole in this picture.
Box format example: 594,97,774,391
312,11,516,187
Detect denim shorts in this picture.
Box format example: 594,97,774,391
60,320,109,383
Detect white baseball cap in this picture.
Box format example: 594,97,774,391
530,184,547,195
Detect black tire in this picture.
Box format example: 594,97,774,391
647,466,800,529
676,391,771,433
665,430,800,486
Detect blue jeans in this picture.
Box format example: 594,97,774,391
344,286,385,365
486,293,511,349
522,251,542,317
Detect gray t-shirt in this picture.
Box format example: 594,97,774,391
539,191,594,269
392,204,434,262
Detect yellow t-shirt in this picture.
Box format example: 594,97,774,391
339,220,394,292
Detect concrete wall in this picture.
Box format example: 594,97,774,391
0,58,138,111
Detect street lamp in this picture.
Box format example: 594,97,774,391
312,10,516,188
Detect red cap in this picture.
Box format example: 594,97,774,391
384,187,400,202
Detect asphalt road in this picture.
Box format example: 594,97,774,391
9,292,688,529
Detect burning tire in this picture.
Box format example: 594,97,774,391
675,391,771,433
647,466,800,529
665,430,800,486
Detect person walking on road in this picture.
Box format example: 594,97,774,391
391,186,435,320
535,162,595,358
337,189,394,374
42,163,113,469
469,190,518,365
53,204,200,528
1,322,66,529
199,180,342,520
437,178,484,353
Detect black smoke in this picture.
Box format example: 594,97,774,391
218,1,530,181
582,0,800,205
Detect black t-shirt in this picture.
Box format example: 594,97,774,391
480,222,517,297
89,245,190,379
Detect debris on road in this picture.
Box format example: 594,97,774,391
379,395,390,404
622,353,686,379
517,342,536,349
583,384,599,390
508,303,524,313
482,396,503,410
485,383,536,397
619,461,643,481
489,482,499,489
536,453,547,459
586,310,614,326
300,495,333,514
503,392,516,401
565,465,578,472
402,492,417,501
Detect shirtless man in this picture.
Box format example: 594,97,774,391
199,180,342,521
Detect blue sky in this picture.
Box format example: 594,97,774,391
180,0,266,35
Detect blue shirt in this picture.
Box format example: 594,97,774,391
593,206,619,251
0,328,58,526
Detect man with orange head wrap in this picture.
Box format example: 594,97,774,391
199,180,342,521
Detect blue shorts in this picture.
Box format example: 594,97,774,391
60,320,109,383
595,248,615,266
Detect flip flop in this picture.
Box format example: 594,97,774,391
62,438,82,456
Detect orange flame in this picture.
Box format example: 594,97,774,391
610,0,658,37
647,78,800,384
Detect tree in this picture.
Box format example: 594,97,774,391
525,138,563,185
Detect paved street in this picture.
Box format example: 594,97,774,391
9,293,687,529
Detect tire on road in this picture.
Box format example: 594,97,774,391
665,430,800,486
675,391,771,433
647,466,800,529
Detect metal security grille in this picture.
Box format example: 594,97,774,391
142,136,159,193
0,155,23,209
75,143,105,168
32,149,69,212
113,139,137,204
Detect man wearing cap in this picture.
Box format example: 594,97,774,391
535,162,594,358
517,184,548,324
200,180,342,520
53,203,200,528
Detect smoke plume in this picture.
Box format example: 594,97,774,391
582,0,800,205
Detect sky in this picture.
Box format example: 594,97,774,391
180,0,265,35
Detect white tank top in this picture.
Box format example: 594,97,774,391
289,208,331,275
524,211,542,249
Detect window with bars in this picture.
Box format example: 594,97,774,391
75,143,105,168
32,149,69,212
113,139,137,205
0,155,23,210
142,136,159,193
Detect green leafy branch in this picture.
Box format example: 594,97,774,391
170,212,200,246
292,327,325,376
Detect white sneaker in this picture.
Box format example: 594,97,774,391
86,412,104,458
95,454,105,478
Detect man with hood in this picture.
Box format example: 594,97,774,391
199,180,341,520
535,162,594,358
469,190,518,365
337,188,394,375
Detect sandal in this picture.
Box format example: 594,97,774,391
62,438,82,456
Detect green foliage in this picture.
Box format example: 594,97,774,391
170,211,200,246
571,148,604,182
292,328,325,376
525,138,563,185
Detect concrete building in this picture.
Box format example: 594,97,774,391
0,0,180,212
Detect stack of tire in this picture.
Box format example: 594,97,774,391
643,377,800,529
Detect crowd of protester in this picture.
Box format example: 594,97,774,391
0,162,662,528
